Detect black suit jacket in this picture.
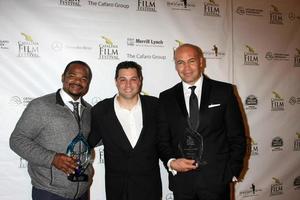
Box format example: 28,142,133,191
88,95,162,200
158,75,246,191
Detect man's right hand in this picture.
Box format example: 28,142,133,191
51,153,78,175
170,158,198,172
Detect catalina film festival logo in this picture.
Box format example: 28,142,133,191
204,0,220,17
270,5,283,25
295,48,300,67
137,0,156,12
98,36,119,60
271,91,284,111
18,33,39,57
59,0,80,6
270,177,283,196
239,183,262,198
294,133,300,151
166,0,196,11
271,136,283,151
244,45,259,65
246,137,259,156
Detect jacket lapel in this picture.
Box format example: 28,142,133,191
107,98,134,151
175,83,188,118
198,75,211,132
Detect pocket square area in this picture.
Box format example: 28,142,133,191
208,103,221,108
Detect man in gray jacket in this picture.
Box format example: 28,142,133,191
9,60,93,200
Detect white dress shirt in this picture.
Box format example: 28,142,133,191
182,75,203,116
167,76,204,175
114,95,143,148
60,89,82,115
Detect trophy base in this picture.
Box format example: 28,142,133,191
68,174,88,182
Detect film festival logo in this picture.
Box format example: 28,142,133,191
271,91,284,111
245,95,258,110
294,133,300,151
246,137,259,156
59,0,80,6
203,45,225,59
166,0,196,11
239,183,262,198
270,177,283,196
244,45,259,65
18,33,39,57
294,176,300,190
236,6,264,17
270,5,283,25
294,48,300,67
204,0,220,17
137,0,156,12
99,36,119,60
271,136,283,151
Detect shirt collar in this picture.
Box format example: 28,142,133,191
60,88,82,107
182,74,203,94
114,94,141,112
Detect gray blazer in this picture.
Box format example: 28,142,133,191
9,90,93,199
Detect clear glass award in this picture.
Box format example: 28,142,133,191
178,119,207,166
66,132,91,182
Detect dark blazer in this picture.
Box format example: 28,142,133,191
88,95,162,200
158,75,246,191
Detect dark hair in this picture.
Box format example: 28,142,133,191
115,61,143,81
63,60,92,81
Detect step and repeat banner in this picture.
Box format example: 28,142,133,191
0,0,299,199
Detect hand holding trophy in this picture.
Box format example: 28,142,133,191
66,132,91,182
178,118,207,166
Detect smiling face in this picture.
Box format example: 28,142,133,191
175,45,204,85
62,63,91,100
115,68,142,101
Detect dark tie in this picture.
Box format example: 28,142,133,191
189,86,199,130
70,101,80,125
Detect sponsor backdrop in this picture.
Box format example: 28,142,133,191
0,0,299,199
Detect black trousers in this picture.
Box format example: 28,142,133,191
171,173,230,200
32,187,89,200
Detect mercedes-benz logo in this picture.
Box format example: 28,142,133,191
51,41,63,51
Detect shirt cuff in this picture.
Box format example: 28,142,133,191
167,158,177,176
